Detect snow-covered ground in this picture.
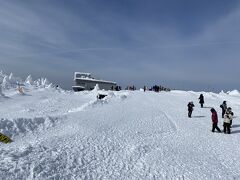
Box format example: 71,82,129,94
1,74,240,179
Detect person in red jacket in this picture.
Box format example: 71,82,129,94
210,108,221,133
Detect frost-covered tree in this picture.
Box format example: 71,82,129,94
25,75,33,85
2,76,8,89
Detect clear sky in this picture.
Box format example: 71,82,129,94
1,0,240,91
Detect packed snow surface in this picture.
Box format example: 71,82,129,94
1,84,240,179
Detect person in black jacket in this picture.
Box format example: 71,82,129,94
198,94,204,108
220,101,227,118
187,102,195,118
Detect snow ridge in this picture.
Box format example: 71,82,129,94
0,116,65,138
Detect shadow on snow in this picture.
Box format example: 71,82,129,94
231,130,240,134
192,116,206,118
202,107,212,109
231,124,240,128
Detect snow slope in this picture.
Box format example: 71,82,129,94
1,85,240,179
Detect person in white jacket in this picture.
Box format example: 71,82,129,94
223,107,233,134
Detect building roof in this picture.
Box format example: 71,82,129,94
74,72,116,84
75,77,116,84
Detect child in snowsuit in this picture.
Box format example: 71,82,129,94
223,107,233,134
187,102,194,118
198,94,204,108
210,108,221,133
220,101,227,118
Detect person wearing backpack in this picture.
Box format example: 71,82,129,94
210,108,221,133
220,101,227,118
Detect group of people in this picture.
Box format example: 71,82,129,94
126,85,136,91
124,85,171,92
144,85,171,92
111,85,122,91
187,94,234,134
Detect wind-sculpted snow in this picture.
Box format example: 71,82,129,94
0,116,64,138
1,88,240,179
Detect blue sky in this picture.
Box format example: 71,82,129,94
1,0,240,91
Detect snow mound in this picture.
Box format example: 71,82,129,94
68,91,129,113
0,116,64,138
92,84,100,91
219,90,226,95
228,90,240,96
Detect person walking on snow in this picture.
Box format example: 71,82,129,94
223,107,233,134
187,102,195,118
220,101,227,118
210,108,221,133
198,94,204,108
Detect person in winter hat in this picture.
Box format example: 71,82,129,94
198,94,204,108
223,107,233,134
227,107,234,127
187,102,195,118
210,108,221,133
220,101,227,118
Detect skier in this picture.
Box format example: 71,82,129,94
223,107,233,134
198,94,204,108
210,108,221,133
187,102,194,118
220,101,227,118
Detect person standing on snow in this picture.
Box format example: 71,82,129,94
223,107,233,134
210,108,221,133
220,101,227,118
187,102,195,118
198,94,204,108
226,107,234,126
144,86,147,92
